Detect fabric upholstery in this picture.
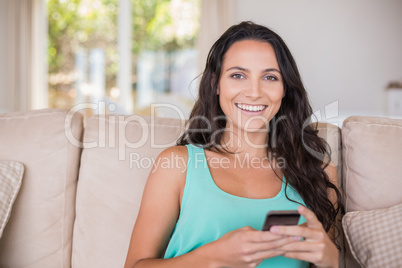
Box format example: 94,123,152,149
316,122,342,184
343,203,402,267
1,109,400,268
72,119,342,267
342,116,402,212
341,116,402,267
0,109,83,267
0,161,24,238
72,114,185,267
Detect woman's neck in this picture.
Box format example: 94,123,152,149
220,128,269,159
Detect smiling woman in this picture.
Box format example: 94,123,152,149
218,40,284,134
124,21,342,268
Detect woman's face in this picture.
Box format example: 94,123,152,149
218,39,284,134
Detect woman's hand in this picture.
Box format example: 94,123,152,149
209,226,296,268
270,206,338,268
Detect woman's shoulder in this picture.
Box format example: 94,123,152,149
154,145,189,175
158,145,188,160
146,146,188,200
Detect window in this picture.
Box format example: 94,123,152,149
47,0,200,118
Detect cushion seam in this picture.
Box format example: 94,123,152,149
62,120,69,267
342,128,350,213
344,121,402,128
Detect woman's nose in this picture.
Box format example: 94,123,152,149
244,81,263,98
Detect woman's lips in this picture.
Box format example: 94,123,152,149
235,103,268,112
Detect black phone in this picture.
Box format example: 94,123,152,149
262,210,300,231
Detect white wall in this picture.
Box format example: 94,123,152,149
233,0,402,118
0,0,8,113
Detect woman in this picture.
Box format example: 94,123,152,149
125,21,342,268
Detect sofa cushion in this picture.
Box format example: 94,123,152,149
0,109,83,267
0,161,24,238
342,203,402,267
316,122,342,184
72,114,185,267
342,116,402,212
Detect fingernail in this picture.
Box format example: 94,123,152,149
270,226,279,233
293,236,302,241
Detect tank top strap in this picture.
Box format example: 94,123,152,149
180,144,208,215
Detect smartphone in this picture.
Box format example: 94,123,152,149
262,210,300,231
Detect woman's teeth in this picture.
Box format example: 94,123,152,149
236,103,267,112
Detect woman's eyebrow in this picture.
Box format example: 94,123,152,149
226,66,281,74
263,68,281,74
226,66,248,72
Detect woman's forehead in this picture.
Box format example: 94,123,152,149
222,40,279,71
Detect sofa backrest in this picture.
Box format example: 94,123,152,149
341,116,402,267
342,116,402,212
316,122,343,185
71,114,186,267
0,109,83,267
0,109,344,267
71,115,342,267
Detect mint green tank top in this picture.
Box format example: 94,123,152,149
164,144,308,267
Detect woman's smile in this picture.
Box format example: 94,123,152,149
235,103,268,113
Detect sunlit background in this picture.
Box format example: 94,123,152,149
47,0,200,118
0,0,401,123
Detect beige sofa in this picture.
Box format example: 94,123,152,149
0,108,401,267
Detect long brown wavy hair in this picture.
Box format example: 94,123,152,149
177,21,342,232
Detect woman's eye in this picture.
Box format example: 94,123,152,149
231,74,244,79
265,75,278,81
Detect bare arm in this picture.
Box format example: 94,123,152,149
124,146,191,267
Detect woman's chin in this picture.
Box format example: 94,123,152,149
242,125,269,133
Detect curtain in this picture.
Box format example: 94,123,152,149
5,0,32,111
197,0,235,72
1,0,46,112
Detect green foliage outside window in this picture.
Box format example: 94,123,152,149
47,0,199,101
